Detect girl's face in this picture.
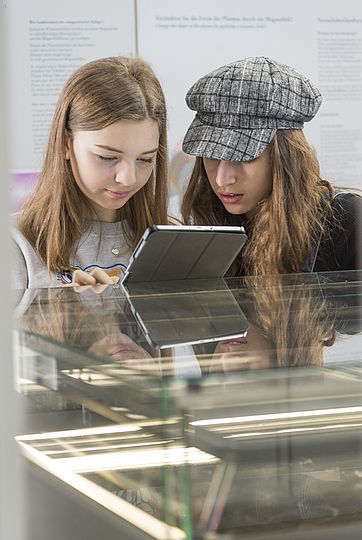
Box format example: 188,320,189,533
211,323,276,372
203,147,273,217
88,331,160,372
88,332,152,362
66,118,159,222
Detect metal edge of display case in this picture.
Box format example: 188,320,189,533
18,441,185,540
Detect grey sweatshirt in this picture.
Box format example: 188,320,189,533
11,214,132,289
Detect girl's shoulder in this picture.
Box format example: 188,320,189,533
332,187,362,200
10,211,21,227
10,212,26,242
331,189,362,216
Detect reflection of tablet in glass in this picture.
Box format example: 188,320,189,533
125,279,249,349
121,225,247,287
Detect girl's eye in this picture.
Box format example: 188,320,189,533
138,157,154,164
98,155,117,162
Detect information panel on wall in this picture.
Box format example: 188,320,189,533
137,0,362,212
6,0,136,210
5,0,362,212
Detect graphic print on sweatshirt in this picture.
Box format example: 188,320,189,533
57,262,127,284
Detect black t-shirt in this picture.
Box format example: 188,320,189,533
314,192,362,272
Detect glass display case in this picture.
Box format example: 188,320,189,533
14,271,362,539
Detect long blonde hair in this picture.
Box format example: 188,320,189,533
20,56,169,273
182,130,333,276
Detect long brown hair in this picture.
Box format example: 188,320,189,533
195,274,336,371
239,275,336,368
182,130,333,276
19,56,169,273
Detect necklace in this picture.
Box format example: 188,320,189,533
110,219,123,256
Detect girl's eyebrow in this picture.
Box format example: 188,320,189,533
95,144,158,155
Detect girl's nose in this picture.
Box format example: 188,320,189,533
114,162,137,186
215,160,238,188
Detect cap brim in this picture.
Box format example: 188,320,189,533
182,116,276,162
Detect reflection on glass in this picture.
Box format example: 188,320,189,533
17,287,159,366
15,273,362,380
13,272,362,538
197,274,356,373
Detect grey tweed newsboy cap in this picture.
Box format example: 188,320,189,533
182,56,322,162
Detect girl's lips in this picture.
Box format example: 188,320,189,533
105,189,131,199
218,193,244,204
218,337,248,351
221,337,248,345
110,346,134,357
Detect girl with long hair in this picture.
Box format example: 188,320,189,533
12,56,169,288
182,57,361,276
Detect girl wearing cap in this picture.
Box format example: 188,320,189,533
182,56,361,276
12,56,169,289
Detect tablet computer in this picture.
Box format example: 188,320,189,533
125,278,249,349
121,225,247,288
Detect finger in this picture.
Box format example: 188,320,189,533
72,269,97,286
89,268,114,284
